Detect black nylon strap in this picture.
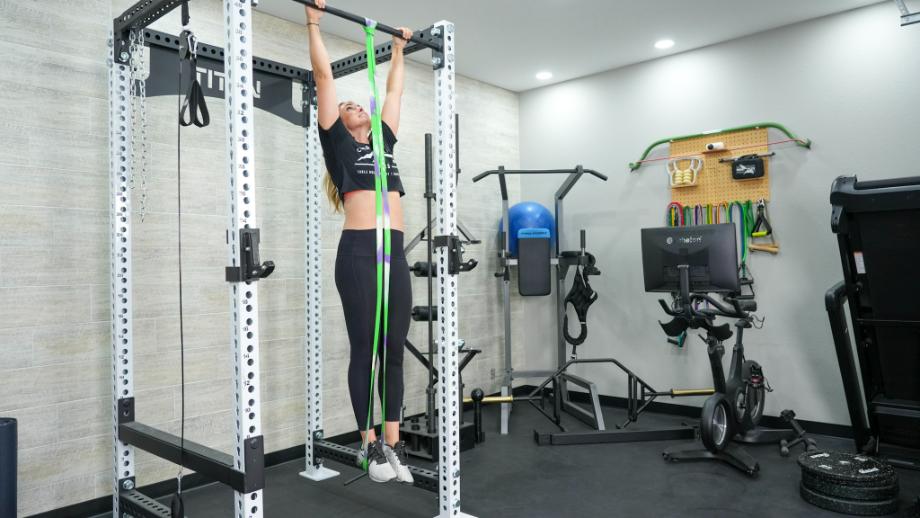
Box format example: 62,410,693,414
178,30,209,128
563,266,598,349
179,78,209,127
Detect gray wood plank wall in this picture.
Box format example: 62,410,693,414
0,1,521,515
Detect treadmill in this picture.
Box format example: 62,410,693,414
827,175,920,469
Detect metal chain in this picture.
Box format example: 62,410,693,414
129,29,150,222
128,30,138,193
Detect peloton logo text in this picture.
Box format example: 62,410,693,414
666,236,702,245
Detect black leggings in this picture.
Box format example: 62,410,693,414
335,229,411,430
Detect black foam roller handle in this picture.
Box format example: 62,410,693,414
412,306,438,322
0,418,16,518
471,389,485,444
411,261,436,278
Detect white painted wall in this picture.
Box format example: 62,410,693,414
518,2,920,425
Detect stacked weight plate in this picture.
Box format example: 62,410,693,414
798,450,900,515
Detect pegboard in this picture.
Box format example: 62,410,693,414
669,127,770,206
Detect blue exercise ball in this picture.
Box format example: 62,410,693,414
499,202,556,257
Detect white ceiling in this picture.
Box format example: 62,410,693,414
256,0,886,92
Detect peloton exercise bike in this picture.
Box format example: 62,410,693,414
643,224,795,476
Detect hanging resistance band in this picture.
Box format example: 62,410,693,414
666,202,684,226
728,200,755,268
361,20,393,463
717,202,729,224
743,200,754,252
728,201,746,265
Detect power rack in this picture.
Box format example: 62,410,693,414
109,1,468,517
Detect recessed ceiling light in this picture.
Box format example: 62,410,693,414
535,71,553,81
654,39,675,50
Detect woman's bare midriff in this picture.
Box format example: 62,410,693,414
342,190,405,231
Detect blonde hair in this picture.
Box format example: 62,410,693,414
323,102,348,213
324,172,342,213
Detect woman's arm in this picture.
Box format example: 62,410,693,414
381,27,412,135
306,2,338,130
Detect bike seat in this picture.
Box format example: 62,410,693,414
709,322,733,341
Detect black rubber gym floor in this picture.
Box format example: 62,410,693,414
106,404,920,517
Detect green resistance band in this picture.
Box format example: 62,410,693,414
728,201,755,266
360,19,393,467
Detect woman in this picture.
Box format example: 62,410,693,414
306,1,413,484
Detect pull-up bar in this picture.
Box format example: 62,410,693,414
473,166,607,205
472,167,609,183
293,0,442,52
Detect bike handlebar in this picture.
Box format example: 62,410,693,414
658,299,678,317
659,293,752,322
692,294,746,318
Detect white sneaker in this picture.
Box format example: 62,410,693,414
366,440,397,483
384,441,415,484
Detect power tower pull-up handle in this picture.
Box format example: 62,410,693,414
471,167,609,183
293,0,443,51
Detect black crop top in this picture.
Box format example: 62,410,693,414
317,117,405,200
